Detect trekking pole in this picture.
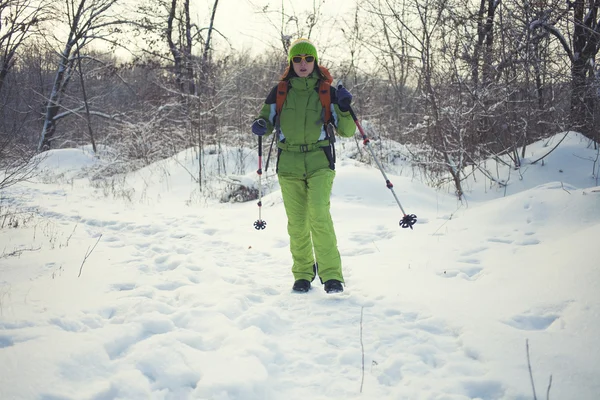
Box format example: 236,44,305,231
264,130,276,172
254,135,267,230
347,104,417,229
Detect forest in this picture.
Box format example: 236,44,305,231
1,0,599,198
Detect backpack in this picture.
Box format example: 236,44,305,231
275,65,334,125
266,66,337,172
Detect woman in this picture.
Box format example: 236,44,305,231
251,38,356,293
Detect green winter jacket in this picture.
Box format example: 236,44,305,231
256,72,356,177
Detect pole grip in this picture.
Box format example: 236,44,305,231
258,135,262,156
348,106,368,140
349,106,358,122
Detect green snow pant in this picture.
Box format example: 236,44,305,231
278,168,344,283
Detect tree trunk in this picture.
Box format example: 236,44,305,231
570,0,598,141
183,0,195,95
77,47,96,154
166,0,184,92
38,0,120,151
38,44,76,151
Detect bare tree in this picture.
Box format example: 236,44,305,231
165,0,194,94
132,0,225,190
530,0,600,142
359,0,414,130
0,133,43,190
472,0,502,87
136,0,222,96
250,0,326,58
38,0,125,151
367,0,474,197
0,0,50,95
0,1,50,192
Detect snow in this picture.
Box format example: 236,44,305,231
1,132,599,400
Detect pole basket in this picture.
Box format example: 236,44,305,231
400,214,417,229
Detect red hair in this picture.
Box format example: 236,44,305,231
280,61,328,82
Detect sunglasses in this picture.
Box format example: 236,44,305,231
292,55,315,64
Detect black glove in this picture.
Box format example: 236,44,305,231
336,86,353,112
252,118,267,136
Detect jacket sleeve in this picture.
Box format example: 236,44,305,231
255,85,278,137
331,86,357,138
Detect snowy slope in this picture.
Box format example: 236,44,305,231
0,133,599,400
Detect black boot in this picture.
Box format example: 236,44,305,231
292,279,311,293
324,280,344,293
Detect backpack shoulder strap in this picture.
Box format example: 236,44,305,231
319,80,332,124
317,66,334,124
275,81,289,117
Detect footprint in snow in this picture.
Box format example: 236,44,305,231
154,281,188,291
0,335,14,348
487,237,513,244
463,379,507,399
517,238,541,245
457,258,481,265
110,283,136,292
503,313,559,331
154,254,182,271
460,246,487,256
502,303,569,331
103,312,178,358
440,266,483,281
341,247,377,257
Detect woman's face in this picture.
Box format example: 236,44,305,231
291,54,315,77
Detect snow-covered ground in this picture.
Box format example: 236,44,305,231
1,132,599,400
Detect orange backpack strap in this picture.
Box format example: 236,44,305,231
319,80,332,124
275,81,289,118
318,66,334,124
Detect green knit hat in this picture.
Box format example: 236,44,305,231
288,38,318,63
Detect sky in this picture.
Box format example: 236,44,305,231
1,130,599,399
44,0,354,65
198,0,351,56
